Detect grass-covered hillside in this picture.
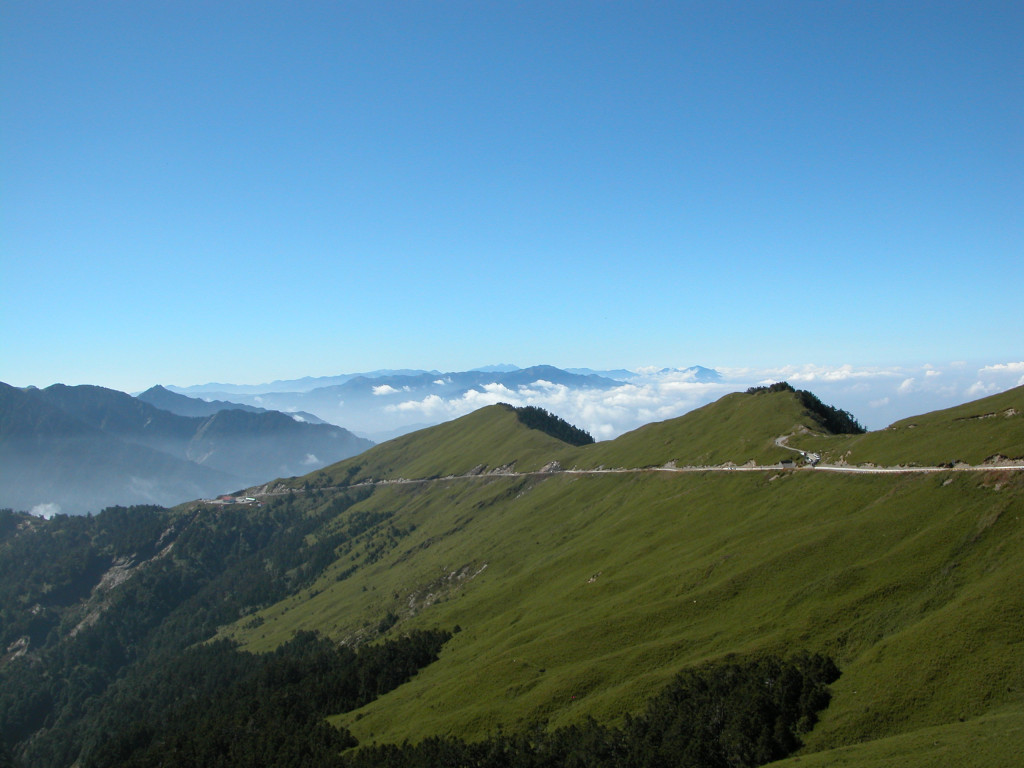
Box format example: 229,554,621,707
790,384,1024,467
558,385,856,470
307,384,863,486
306,403,580,487
212,386,1023,765
226,467,1023,756
2,385,1022,767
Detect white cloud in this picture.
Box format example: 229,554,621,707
385,377,733,440
372,384,400,396
785,364,904,383
30,502,60,519
529,379,560,390
302,453,320,465
979,362,1024,386
356,359,1024,440
291,414,306,422
979,361,1024,375
975,361,1024,389
966,380,997,397
480,382,518,398
393,393,448,415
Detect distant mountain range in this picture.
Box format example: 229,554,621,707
164,364,721,440
136,384,327,424
167,364,722,397
168,369,449,395
568,364,722,382
0,382,372,515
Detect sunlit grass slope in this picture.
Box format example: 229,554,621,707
791,384,1024,466
226,475,1024,758
311,404,577,485
564,389,824,469
221,386,1024,765
771,707,1024,768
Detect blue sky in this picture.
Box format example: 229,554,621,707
2,1,1022,399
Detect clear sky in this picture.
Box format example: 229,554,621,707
2,1,1022,394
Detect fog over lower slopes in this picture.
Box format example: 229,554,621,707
171,362,1024,443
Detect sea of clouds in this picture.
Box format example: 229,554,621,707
382,361,1024,441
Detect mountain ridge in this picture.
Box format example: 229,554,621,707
167,369,444,395
293,383,882,490
241,386,1023,508
0,382,373,514
0,382,241,514
137,384,327,424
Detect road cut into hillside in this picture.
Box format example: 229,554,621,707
244,442,1024,501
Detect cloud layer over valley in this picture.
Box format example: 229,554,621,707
379,362,1024,441
173,361,1024,443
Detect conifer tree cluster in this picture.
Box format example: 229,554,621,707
84,629,452,768
504,405,595,446
745,382,865,434
343,652,840,768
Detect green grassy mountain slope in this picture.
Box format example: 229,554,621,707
771,707,1024,768
225,469,1023,755
207,386,1024,765
4,385,1022,766
790,384,1024,467
308,404,579,487
562,387,831,469
306,385,848,488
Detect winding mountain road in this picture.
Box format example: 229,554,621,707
238,440,1023,502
